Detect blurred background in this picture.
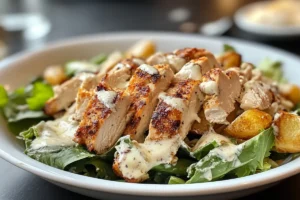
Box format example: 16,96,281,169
0,0,300,58
0,0,300,200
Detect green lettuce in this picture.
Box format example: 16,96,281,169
0,82,53,134
18,126,39,148
0,85,8,107
234,128,274,177
168,176,186,184
192,141,220,160
26,82,54,110
26,145,95,170
67,157,117,180
19,124,117,180
257,58,286,83
223,44,236,52
90,54,107,65
187,128,274,183
152,159,194,176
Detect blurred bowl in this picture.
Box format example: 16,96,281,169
234,1,300,37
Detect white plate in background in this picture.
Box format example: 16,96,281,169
0,32,299,200
234,1,300,37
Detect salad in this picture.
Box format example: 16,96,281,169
0,40,299,184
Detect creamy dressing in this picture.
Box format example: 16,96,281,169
158,92,186,112
96,90,118,112
166,54,186,72
175,62,202,80
272,112,282,136
67,61,98,73
202,169,213,181
200,81,219,95
115,135,181,180
192,128,230,151
31,115,78,150
139,64,158,75
189,142,244,180
209,143,243,162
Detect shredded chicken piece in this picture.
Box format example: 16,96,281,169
201,68,241,124
240,80,273,111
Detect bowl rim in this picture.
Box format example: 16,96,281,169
234,1,300,36
0,31,299,197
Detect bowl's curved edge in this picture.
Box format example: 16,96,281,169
0,31,299,197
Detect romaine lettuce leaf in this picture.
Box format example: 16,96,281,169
152,159,194,176
168,176,186,184
257,58,286,83
234,128,274,177
67,157,117,180
26,145,95,170
0,82,53,134
19,123,118,180
187,128,274,183
223,44,236,52
26,82,54,110
192,141,220,160
148,172,171,184
179,131,229,160
90,54,107,65
0,85,8,107
18,126,39,148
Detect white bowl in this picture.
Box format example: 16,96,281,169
234,1,300,37
0,32,299,200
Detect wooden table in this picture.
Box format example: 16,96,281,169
0,0,299,199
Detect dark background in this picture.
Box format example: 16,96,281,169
0,0,299,199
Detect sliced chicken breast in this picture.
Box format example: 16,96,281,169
73,58,144,121
113,57,212,182
147,48,219,72
98,51,123,75
74,83,131,154
200,68,241,124
45,73,97,115
147,79,203,141
123,64,174,142
103,58,144,90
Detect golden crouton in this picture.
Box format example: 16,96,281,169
274,111,300,153
126,40,156,59
224,109,272,139
281,84,300,105
43,65,67,85
217,51,242,69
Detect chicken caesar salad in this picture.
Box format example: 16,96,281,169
0,40,299,184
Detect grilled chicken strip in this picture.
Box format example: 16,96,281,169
45,73,98,115
147,48,219,72
44,52,124,116
123,64,174,142
74,83,131,153
73,58,144,121
200,68,241,124
74,63,172,154
104,58,144,90
113,58,214,182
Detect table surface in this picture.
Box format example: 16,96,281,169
0,0,300,199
